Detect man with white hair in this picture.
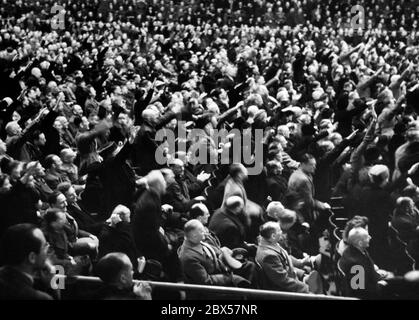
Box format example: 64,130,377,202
339,227,393,299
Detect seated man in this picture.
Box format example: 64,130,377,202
94,252,152,300
256,222,315,293
48,192,99,260
0,224,53,300
178,220,251,290
189,203,257,285
57,182,103,235
209,196,257,255
339,227,394,299
163,158,194,214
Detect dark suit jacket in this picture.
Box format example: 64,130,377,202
67,203,103,235
255,241,309,293
0,266,53,300
133,188,170,263
209,208,247,250
356,185,393,266
164,178,191,213
266,175,288,202
178,241,231,286
288,169,321,222
339,245,381,299
98,222,140,268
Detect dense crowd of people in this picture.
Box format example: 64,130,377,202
1,0,419,300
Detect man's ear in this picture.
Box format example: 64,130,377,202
28,252,37,265
119,272,127,285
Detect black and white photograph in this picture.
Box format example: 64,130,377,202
0,0,419,305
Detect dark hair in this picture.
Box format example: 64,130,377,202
48,191,63,206
300,153,315,164
259,222,279,240
73,116,82,128
43,154,58,170
0,224,43,266
57,181,72,194
189,204,206,219
30,130,43,143
229,163,245,179
363,146,380,164
266,160,280,174
95,253,130,284
43,208,64,225
343,216,369,241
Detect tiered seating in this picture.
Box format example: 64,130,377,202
388,222,416,275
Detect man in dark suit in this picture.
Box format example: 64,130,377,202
164,158,193,214
178,220,249,289
58,182,103,235
339,227,394,299
288,153,331,224
209,196,256,254
265,160,288,203
94,252,152,300
0,224,53,300
98,205,140,268
255,222,310,293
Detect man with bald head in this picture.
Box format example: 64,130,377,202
339,227,393,299
94,252,152,300
178,219,251,296
209,196,257,255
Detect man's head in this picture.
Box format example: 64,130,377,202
259,221,282,244
189,203,210,225
60,148,77,165
229,163,248,181
278,209,297,232
343,216,369,242
169,158,185,178
266,201,285,221
95,253,134,289
225,196,244,215
5,121,22,136
0,224,49,273
368,164,389,187
146,170,167,195
266,160,283,176
142,109,159,126
300,153,316,175
31,130,46,147
44,208,67,230
72,104,83,117
48,192,68,212
347,227,371,251
112,204,131,223
44,154,63,172
184,219,206,245
57,182,77,205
